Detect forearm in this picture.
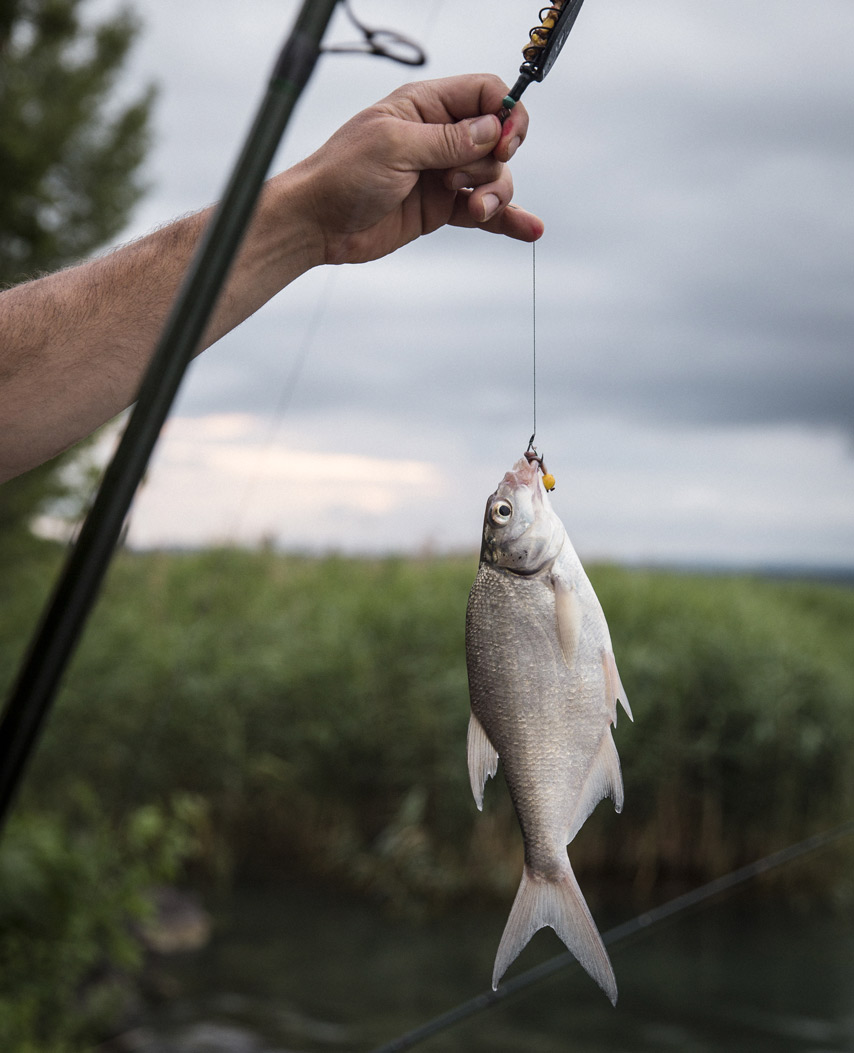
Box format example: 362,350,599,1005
0,74,539,483
0,168,322,482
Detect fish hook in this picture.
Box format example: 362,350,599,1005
525,440,556,491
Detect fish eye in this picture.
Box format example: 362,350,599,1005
490,499,513,526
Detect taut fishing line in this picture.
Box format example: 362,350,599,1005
501,4,592,489
229,0,450,545
531,239,537,445
228,269,337,543
371,818,854,1052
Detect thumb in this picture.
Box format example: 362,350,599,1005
402,113,502,171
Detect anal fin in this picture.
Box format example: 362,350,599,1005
467,713,499,811
603,649,633,725
565,730,624,844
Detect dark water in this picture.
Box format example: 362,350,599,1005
133,881,854,1053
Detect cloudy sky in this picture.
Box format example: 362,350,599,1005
92,0,852,567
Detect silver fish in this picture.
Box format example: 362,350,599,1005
465,453,633,1004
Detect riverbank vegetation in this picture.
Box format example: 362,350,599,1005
3,544,853,1047
4,546,853,910
0,794,204,1051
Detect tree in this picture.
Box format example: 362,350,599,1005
0,0,155,541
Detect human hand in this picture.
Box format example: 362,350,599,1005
291,74,544,266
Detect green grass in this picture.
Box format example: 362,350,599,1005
3,546,854,910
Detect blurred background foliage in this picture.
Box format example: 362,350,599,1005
4,548,854,905
0,0,155,546
3,544,854,1046
0,791,206,1052
1,0,157,1046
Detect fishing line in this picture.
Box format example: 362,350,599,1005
228,269,337,542
531,239,537,446
120,275,338,806
370,818,854,1052
117,277,333,812
419,0,446,43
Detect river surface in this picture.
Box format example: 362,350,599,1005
132,879,854,1052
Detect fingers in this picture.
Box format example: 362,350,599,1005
450,194,545,242
392,111,503,174
306,73,540,262
381,74,531,174
494,111,526,164
388,73,529,131
446,160,512,224
442,145,526,226
440,109,524,198
443,154,502,194
403,108,528,173
384,74,534,235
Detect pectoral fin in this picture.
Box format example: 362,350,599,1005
467,713,499,811
553,576,582,668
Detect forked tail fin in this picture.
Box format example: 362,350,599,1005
492,861,617,1005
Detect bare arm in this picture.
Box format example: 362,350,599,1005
0,75,542,482
0,173,322,481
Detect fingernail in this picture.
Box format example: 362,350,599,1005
506,135,522,159
469,115,498,146
452,172,470,191
481,193,500,221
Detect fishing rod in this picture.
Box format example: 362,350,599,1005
0,0,424,833
498,0,589,122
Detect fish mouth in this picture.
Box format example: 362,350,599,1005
502,455,541,494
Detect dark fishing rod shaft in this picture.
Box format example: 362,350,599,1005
0,0,342,833
372,819,854,1052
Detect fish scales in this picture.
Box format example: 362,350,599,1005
465,454,632,1005
467,569,605,871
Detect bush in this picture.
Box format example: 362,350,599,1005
0,791,206,1050
4,549,854,909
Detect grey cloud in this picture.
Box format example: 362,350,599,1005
114,0,853,564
